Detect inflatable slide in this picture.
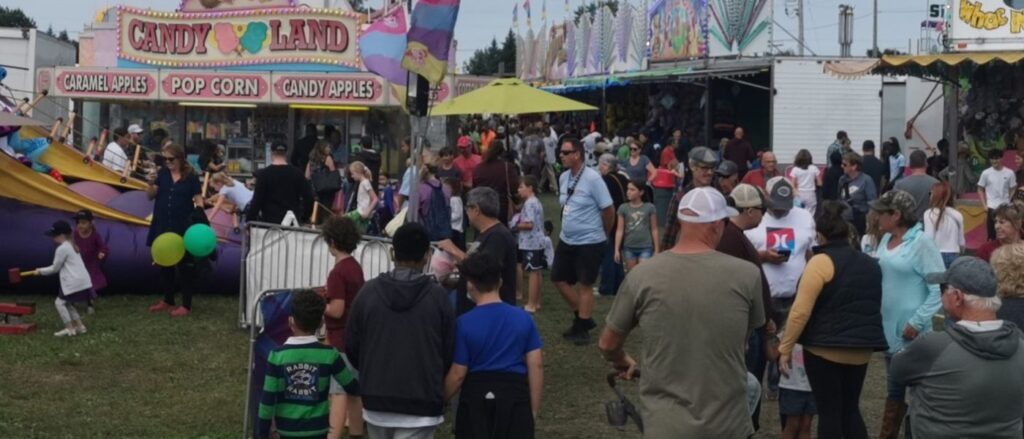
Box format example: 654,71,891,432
0,151,241,294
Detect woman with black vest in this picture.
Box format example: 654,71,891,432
778,201,888,439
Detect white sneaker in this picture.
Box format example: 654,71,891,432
54,328,77,337
75,326,87,334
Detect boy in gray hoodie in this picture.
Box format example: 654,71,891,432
892,256,1024,439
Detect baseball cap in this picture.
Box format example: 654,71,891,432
688,146,718,166
44,220,72,237
127,124,144,134
677,187,739,223
870,190,916,219
715,160,739,177
765,176,794,210
457,135,472,149
272,142,288,153
925,256,997,298
730,184,764,209
73,209,94,222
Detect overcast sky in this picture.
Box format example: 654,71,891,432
6,0,934,66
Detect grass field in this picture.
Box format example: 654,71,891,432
0,194,896,438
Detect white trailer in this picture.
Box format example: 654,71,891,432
770,58,883,165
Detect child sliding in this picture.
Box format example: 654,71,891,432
33,220,96,337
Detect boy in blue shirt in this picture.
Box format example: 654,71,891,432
444,253,544,439
258,289,359,439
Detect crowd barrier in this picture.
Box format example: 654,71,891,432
238,222,397,327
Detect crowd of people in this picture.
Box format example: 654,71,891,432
29,115,1024,438
249,121,1024,439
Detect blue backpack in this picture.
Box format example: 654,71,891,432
421,181,451,242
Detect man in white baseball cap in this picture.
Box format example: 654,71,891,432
599,187,764,438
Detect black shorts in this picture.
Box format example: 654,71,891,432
518,249,547,272
779,388,817,416
551,241,605,286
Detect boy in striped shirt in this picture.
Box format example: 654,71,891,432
259,289,359,439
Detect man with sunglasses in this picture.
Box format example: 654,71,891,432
838,152,877,236
553,138,614,345
892,256,1024,439
660,146,718,250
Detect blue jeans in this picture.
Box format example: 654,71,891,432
746,331,768,430
599,241,624,296
941,252,958,268
653,187,674,228
884,353,907,400
622,247,653,261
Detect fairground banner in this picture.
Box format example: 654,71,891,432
117,6,363,69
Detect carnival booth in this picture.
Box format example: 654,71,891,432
871,0,1024,249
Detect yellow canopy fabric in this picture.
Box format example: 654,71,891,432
881,52,1024,68
431,78,597,116
0,152,150,226
21,126,149,191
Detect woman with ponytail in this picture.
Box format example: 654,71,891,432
922,182,964,268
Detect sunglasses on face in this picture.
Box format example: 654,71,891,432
162,155,177,162
630,147,639,151
559,149,576,156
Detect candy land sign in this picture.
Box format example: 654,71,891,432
951,0,1024,51
51,67,158,101
117,6,362,69
271,73,387,106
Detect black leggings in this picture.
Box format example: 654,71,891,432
803,350,869,439
160,262,199,310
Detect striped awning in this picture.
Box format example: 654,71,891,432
875,52,1024,79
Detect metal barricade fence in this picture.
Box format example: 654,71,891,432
238,222,399,328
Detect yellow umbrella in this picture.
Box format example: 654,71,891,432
431,78,597,116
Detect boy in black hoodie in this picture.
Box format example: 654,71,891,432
345,223,454,438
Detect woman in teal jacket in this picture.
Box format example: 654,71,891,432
871,190,945,439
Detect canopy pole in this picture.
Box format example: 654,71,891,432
945,66,961,194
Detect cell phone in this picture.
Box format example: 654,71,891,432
776,249,792,260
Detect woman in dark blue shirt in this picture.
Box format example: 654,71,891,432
146,143,204,317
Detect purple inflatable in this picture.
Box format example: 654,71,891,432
0,197,240,295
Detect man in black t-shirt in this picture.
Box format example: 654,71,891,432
290,123,318,171
438,187,518,315
248,143,315,224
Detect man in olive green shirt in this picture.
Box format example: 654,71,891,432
598,187,765,438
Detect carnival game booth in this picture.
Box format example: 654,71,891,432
544,56,885,166
868,0,1024,250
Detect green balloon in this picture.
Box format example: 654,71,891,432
184,224,218,258
152,233,185,267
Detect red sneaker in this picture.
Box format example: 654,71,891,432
170,307,191,318
148,301,173,313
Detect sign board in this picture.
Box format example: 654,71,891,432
178,0,295,13
160,71,271,102
949,0,1024,51
270,73,388,106
454,76,493,97
117,6,362,69
50,67,159,101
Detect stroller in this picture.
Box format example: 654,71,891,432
605,371,643,433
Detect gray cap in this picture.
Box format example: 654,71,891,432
765,176,794,210
715,160,739,177
688,146,718,166
925,256,997,298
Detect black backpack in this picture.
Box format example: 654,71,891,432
420,181,452,242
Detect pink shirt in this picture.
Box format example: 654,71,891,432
453,153,482,187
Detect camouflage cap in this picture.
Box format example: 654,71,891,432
688,146,718,166
870,190,917,219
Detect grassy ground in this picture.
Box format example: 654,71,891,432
0,194,895,438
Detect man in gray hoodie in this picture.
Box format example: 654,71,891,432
892,256,1024,439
